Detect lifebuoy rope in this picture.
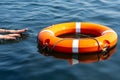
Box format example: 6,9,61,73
42,33,109,55
38,22,115,54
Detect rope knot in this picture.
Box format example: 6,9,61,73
101,40,110,55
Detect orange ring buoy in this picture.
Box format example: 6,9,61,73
38,22,118,54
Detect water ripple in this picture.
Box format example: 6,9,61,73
0,0,120,80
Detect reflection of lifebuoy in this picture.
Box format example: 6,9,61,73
38,46,116,65
38,22,117,54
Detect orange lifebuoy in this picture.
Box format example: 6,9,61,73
38,22,117,54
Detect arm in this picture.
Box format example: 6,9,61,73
0,28,28,33
0,34,20,40
0,29,7,33
0,28,28,40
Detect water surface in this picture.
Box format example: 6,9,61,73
0,0,120,80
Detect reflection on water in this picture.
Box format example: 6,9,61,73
38,45,116,65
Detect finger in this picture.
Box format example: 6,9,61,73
13,28,28,33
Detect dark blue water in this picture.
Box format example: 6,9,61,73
0,0,120,80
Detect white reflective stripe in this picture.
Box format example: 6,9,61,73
72,58,79,65
76,22,81,33
72,39,79,53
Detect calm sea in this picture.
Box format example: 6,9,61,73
0,0,120,80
